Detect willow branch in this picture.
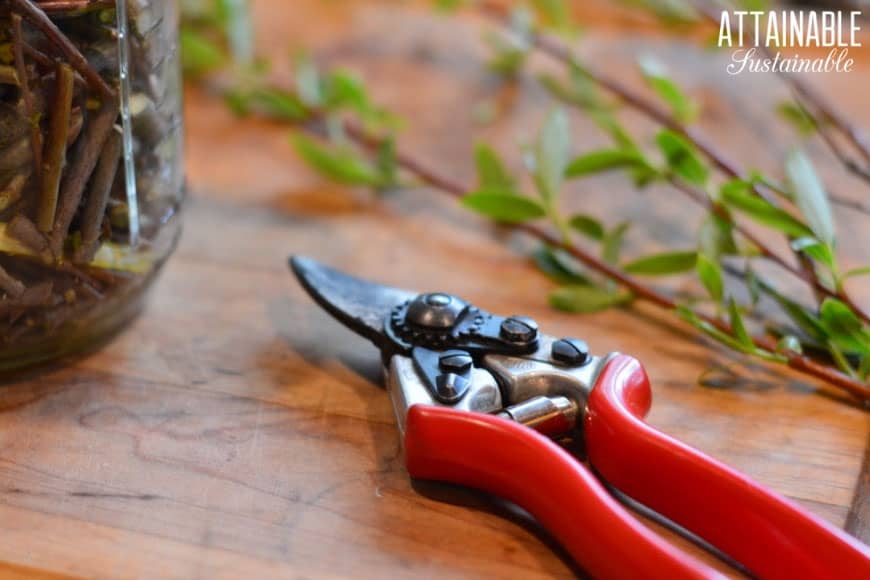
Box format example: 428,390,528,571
336,117,869,401
477,5,868,324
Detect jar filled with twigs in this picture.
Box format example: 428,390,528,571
0,0,183,368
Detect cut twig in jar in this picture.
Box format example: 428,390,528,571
0,170,31,213
67,106,84,145
0,264,26,298
0,66,19,86
11,0,115,99
22,42,55,69
11,12,43,178
34,1,115,14
9,214,50,257
75,129,121,264
0,0,183,364
38,62,75,233
0,282,53,317
0,138,32,174
50,95,119,256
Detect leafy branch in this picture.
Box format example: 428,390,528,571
181,2,870,403
476,1,869,324
450,0,870,389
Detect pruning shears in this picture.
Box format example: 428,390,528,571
290,256,870,579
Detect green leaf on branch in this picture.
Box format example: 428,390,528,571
745,265,762,306
475,144,516,191
292,134,386,187
592,110,636,150
586,114,661,187
323,71,366,110
699,213,738,259
484,8,532,78
676,307,745,352
324,71,398,129
719,180,814,238
549,285,633,313
539,65,608,112
785,149,836,248
432,0,465,12
623,250,697,276
602,221,631,265
180,29,227,77
568,214,605,241
655,130,708,185
565,149,653,179
818,299,870,356
728,299,754,349
843,266,870,280
790,237,837,274
225,87,308,121
626,0,699,25
533,246,591,285
676,306,785,362
534,108,572,202
487,42,528,77
827,341,857,377
376,137,399,188
761,283,828,343
531,0,576,36
777,101,816,137
462,190,547,223
696,254,723,302
638,56,698,123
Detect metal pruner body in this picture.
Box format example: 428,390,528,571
291,256,870,580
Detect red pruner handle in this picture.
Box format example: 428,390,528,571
584,354,870,580
404,404,724,579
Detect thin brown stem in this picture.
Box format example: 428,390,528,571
805,95,870,183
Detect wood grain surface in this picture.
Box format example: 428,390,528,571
1,1,868,578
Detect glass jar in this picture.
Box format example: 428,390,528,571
0,0,184,368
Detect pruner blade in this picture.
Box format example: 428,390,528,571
289,256,416,353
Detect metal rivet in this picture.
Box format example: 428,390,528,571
439,350,473,374
551,338,590,366
425,293,451,307
435,372,470,403
499,316,539,343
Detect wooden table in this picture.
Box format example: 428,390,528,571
1,1,868,578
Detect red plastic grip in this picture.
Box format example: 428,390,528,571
584,354,870,580
404,404,723,579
